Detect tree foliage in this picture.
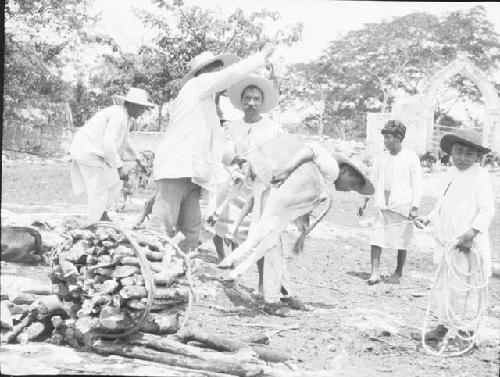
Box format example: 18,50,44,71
284,6,500,139
4,0,98,108
94,0,303,130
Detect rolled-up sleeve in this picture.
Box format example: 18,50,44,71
306,142,339,181
197,53,266,98
471,170,495,233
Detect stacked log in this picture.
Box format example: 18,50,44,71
48,223,192,344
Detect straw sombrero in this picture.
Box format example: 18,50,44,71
115,88,155,107
228,75,278,114
333,152,375,196
180,51,239,87
440,128,491,156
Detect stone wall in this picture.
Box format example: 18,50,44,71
128,131,165,153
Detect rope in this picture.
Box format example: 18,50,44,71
421,241,488,357
139,227,196,330
83,221,155,339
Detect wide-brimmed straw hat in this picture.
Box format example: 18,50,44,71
333,152,375,196
180,51,239,87
440,128,491,156
115,88,155,107
228,75,278,113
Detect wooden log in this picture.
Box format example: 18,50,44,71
138,313,179,334
150,300,187,312
145,250,164,262
16,321,45,344
127,333,260,364
65,240,91,263
177,328,291,363
97,254,113,265
12,293,37,305
2,310,36,343
121,286,187,300
74,316,100,339
58,253,77,277
110,245,135,258
98,306,134,331
112,265,141,278
92,340,263,377
95,279,119,295
95,268,114,277
120,285,147,299
31,295,67,319
1,301,13,330
120,276,136,286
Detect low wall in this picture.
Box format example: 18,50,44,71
128,131,165,153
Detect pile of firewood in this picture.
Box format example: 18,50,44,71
47,223,192,344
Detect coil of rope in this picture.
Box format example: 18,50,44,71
421,240,488,357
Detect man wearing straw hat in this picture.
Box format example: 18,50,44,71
216,75,290,310
149,44,277,252
69,87,155,222
359,120,422,285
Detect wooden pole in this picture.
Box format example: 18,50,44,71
92,339,263,377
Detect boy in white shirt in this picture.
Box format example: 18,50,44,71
416,128,495,345
359,120,422,285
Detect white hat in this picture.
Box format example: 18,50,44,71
115,88,155,107
180,51,239,87
228,75,278,114
333,152,375,196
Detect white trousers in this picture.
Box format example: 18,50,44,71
251,181,292,303
71,160,121,222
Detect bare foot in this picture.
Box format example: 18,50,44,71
367,274,380,285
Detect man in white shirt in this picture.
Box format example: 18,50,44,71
149,45,277,252
69,88,154,222
217,75,291,311
359,120,422,285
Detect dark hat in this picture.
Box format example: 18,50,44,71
381,120,406,140
440,128,491,156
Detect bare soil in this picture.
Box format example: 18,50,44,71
1,160,499,376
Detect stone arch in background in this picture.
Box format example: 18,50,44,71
421,54,500,154
367,55,500,157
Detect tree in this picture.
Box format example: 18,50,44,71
287,6,500,139
96,0,303,130
4,0,98,112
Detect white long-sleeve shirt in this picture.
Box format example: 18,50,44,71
153,52,267,191
69,105,138,169
427,165,495,274
371,148,422,216
224,117,285,157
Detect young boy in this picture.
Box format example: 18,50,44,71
416,128,495,345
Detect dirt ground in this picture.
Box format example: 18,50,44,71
1,160,500,376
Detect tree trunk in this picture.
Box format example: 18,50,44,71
157,103,163,132
177,327,291,363
126,332,260,363
92,339,263,377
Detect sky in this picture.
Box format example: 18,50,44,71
94,0,500,64
92,0,500,121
